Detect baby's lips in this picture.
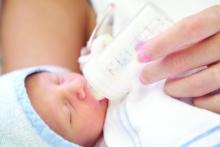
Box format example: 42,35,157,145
99,98,109,105
101,97,108,102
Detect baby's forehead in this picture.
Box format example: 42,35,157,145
38,71,85,81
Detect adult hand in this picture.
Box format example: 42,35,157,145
136,5,220,113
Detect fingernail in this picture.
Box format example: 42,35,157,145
137,52,150,62
135,42,146,51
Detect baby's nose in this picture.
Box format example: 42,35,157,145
63,77,86,100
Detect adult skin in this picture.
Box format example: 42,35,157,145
1,0,96,73
137,5,220,113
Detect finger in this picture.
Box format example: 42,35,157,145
193,94,220,114
164,62,220,98
137,5,220,62
140,32,220,84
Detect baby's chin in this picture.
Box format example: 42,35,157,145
89,92,108,112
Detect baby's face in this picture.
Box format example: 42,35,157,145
26,72,108,147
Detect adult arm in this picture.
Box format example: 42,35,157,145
1,0,96,73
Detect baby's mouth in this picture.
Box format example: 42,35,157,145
99,98,109,104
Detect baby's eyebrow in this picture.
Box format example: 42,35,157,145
45,73,60,84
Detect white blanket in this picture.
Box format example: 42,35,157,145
104,80,220,147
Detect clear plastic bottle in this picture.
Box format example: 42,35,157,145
83,2,172,101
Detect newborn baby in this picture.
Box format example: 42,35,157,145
26,69,108,146
0,66,108,147
1,55,220,147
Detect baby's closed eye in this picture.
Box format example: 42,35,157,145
63,100,72,124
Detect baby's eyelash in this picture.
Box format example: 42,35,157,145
69,109,72,124
56,76,63,85
64,100,72,124
58,76,64,84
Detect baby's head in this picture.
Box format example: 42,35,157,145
26,70,108,146
0,66,108,147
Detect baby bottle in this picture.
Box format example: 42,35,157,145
83,3,172,101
